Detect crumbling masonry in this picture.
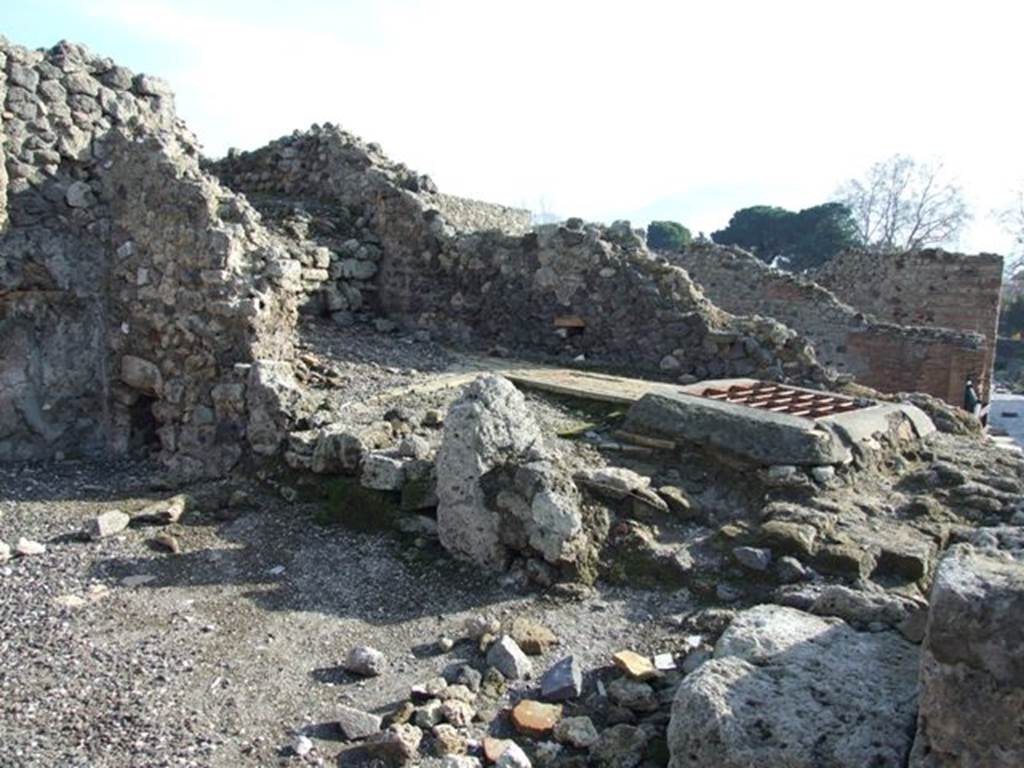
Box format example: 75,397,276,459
0,36,1004,476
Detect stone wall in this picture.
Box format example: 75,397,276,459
0,39,180,461
210,127,828,386
0,39,302,472
677,245,989,405
814,250,1003,400
432,192,531,235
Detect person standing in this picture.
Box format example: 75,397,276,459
964,377,980,416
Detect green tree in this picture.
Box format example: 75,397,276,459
711,203,861,270
646,220,693,252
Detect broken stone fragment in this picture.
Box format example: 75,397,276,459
119,354,162,396
345,645,387,677
464,615,501,640
0,540,10,562
486,635,533,680
540,656,583,702
290,734,313,757
432,723,468,756
84,510,130,540
607,677,659,712
733,545,772,572
64,179,95,207
414,699,444,728
361,451,408,491
758,519,817,558
511,699,562,737
483,737,514,763
590,723,648,768
510,617,557,655
657,485,695,517
337,704,382,740
501,744,537,768
441,755,481,768
553,715,599,749
440,699,475,728
612,650,658,681
776,555,808,583
132,494,188,525
152,531,181,554
574,466,651,499
15,538,46,557
365,723,423,764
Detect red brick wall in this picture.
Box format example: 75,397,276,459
815,250,1003,401
847,329,987,405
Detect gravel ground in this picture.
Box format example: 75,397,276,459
0,459,693,768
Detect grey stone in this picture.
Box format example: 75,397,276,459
775,583,924,629
119,355,162,396
574,466,650,499
553,716,599,748
15,538,46,557
486,635,533,680
909,542,1024,767
436,376,583,569
495,742,532,768
133,73,172,96
360,452,407,491
624,392,851,466
733,545,772,571
65,180,95,207
9,63,40,91
607,678,658,712
668,604,919,768
290,734,313,756
345,645,387,677
589,724,648,768
811,465,836,484
337,704,382,740
64,71,100,96
540,656,583,701
0,541,9,562
85,510,130,540
365,723,423,763
247,362,304,457
776,555,808,583
132,494,188,525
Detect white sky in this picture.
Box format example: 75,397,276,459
18,0,1023,254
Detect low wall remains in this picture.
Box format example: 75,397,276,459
676,245,991,406
210,127,829,387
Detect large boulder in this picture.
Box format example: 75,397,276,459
668,604,919,768
435,375,584,570
909,532,1024,767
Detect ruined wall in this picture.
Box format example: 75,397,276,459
814,250,1003,400
0,39,302,472
432,192,531,234
677,245,989,404
0,39,180,460
211,127,828,386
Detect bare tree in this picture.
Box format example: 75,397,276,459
997,188,1024,273
834,154,971,252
